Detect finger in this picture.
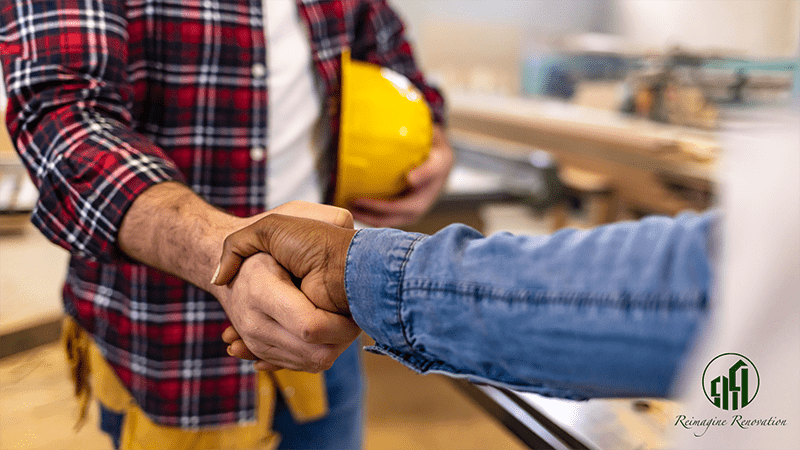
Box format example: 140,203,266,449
254,361,281,372
406,148,444,187
222,326,241,344
242,324,347,373
272,298,362,345
350,172,446,218
213,219,277,285
213,205,354,286
407,127,453,187
228,339,258,360
249,253,361,344
350,195,419,215
350,194,427,227
251,341,352,373
235,314,331,369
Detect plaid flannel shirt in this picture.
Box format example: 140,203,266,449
1,0,444,427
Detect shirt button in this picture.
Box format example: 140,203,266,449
251,63,266,79
250,146,265,161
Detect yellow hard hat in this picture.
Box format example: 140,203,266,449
334,50,433,207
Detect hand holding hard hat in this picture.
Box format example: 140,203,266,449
335,51,453,227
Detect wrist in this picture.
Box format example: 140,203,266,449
119,181,254,300
201,214,248,295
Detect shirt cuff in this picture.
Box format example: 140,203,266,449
345,228,425,353
31,133,186,263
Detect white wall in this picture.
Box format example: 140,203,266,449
614,0,800,57
389,0,799,96
389,0,616,95
390,0,614,40
393,0,800,59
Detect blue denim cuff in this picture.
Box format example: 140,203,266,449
345,228,426,353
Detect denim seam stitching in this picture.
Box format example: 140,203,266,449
396,235,426,349
367,344,585,399
402,283,707,311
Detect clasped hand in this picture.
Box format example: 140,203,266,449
211,202,358,372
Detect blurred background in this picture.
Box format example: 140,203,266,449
394,0,798,96
1,1,798,449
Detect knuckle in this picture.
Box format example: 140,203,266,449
296,316,326,344
337,208,354,226
299,320,322,344
309,348,335,373
237,316,258,340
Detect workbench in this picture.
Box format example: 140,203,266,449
447,92,719,218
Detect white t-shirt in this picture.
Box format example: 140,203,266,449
264,0,326,209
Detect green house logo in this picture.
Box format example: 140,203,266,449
702,353,759,411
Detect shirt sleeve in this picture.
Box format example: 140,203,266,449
346,212,718,399
351,0,447,125
0,0,185,262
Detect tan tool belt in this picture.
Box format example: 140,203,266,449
62,317,328,450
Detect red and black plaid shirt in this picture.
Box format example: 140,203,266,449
1,0,444,427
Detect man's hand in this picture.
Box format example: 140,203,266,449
212,214,357,315
349,125,453,227
211,214,359,369
216,250,359,372
118,185,358,372
210,206,360,372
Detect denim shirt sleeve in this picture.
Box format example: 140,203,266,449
346,211,718,400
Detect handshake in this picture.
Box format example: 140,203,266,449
211,202,362,373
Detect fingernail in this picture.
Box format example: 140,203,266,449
226,345,233,356
211,263,220,285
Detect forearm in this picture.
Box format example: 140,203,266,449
347,212,718,398
118,181,249,297
1,0,186,260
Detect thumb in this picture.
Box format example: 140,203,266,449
212,220,271,285
212,202,353,286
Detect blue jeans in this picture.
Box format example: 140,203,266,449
100,342,363,450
